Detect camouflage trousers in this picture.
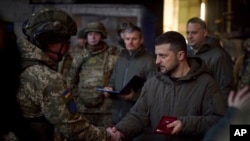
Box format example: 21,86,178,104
74,92,113,128
83,113,113,128
1,130,67,141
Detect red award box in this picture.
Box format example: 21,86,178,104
154,116,177,135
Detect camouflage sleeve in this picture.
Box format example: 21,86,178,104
43,69,109,141
107,59,117,88
66,50,88,89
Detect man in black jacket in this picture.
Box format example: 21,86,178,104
186,17,234,102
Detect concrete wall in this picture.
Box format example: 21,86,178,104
0,0,157,53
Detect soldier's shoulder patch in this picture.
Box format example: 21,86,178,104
63,89,77,113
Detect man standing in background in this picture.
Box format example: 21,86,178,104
66,22,119,128
104,25,157,141
186,17,234,102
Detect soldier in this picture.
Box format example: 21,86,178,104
234,38,250,89
17,8,111,141
66,22,119,128
68,28,87,58
57,28,86,77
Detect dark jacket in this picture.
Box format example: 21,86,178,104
115,57,227,141
108,46,157,124
187,43,234,101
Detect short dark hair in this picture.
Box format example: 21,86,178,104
155,31,187,54
187,17,207,30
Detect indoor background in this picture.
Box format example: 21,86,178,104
0,0,249,58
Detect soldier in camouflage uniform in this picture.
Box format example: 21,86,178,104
57,28,86,77
68,28,87,58
234,38,250,89
66,22,119,128
17,8,111,141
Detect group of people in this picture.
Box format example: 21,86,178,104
1,7,250,141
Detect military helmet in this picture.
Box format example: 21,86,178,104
117,20,135,34
22,8,77,48
83,22,107,39
77,28,85,38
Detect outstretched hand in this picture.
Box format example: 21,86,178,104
106,127,123,141
228,86,250,109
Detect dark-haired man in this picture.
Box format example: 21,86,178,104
107,31,226,141
186,17,234,102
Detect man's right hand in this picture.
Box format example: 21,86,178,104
103,87,113,97
106,127,123,141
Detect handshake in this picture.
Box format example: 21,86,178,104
106,127,124,141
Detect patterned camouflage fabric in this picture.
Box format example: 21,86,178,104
17,38,109,141
69,43,85,58
66,42,119,128
57,52,73,77
234,53,250,89
57,43,85,77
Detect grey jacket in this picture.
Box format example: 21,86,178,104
108,46,157,124
115,57,227,141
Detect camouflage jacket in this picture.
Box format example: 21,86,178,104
66,42,119,114
68,43,84,58
17,38,109,141
234,53,250,89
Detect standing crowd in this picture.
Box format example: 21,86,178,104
1,7,250,141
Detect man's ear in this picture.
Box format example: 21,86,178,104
203,30,208,38
177,51,185,60
140,37,144,44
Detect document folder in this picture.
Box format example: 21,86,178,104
96,75,146,95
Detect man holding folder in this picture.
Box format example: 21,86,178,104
104,25,157,141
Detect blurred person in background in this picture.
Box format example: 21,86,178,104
233,38,250,89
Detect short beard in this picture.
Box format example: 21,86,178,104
163,61,179,76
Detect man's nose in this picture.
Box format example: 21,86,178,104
155,57,160,64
